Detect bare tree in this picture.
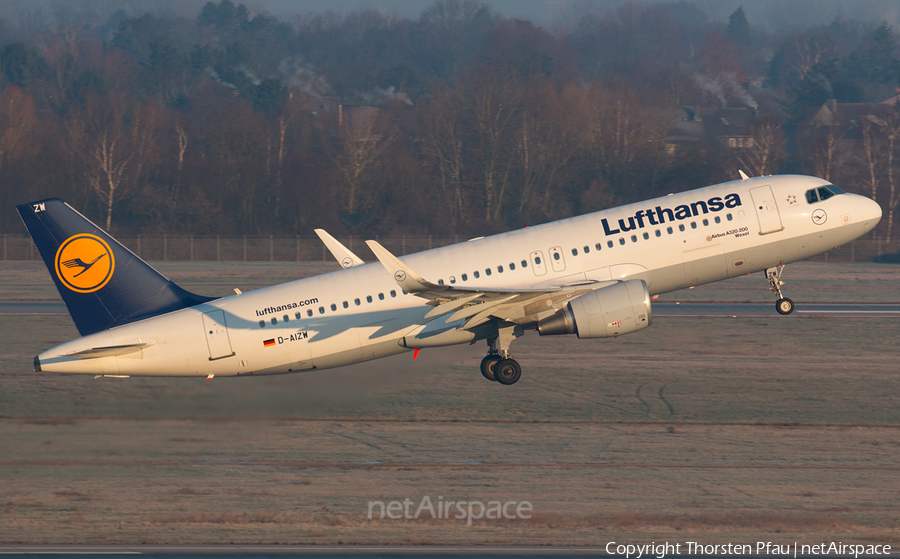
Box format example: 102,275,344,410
0,86,37,178
518,83,586,217
420,87,467,226
89,131,133,230
463,63,522,222
331,108,398,218
882,116,900,243
800,124,845,182
172,120,188,218
735,118,785,177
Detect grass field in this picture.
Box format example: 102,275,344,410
1,261,899,545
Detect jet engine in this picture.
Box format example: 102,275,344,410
536,279,651,338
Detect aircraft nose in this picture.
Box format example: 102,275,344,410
864,196,883,224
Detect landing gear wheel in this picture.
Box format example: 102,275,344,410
776,298,794,315
494,359,522,385
480,355,501,381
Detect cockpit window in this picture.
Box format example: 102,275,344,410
808,185,843,204
817,187,835,201
805,189,818,204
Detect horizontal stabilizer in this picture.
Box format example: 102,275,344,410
66,343,153,359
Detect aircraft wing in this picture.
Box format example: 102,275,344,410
315,229,365,268
365,240,615,329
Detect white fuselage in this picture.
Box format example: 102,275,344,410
38,175,882,376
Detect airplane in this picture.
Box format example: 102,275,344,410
17,174,882,385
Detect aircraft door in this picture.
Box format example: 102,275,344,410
749,185,784,235
549,246,566,272
530,251,547,276
201,310,235,360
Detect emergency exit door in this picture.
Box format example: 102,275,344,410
749,185,784,235
202,310,235,360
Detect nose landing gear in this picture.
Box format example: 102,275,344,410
766,265,794,315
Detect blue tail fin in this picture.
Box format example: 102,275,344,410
17,199,214,336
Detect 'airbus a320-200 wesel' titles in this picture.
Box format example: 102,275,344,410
18,173,881,385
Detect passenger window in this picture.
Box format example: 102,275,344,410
390,290,396,297
498,265,503,273
342,301,348,308
533,257,541,265
438,279,444,285
642,232,649,240
331,303,337,311
631,235,637,242
806,189,818,204
319,307,325,314
595,243,602,251
485,268,492,276
667,227,673,234
691,222,697,229
450,276,456,284
608,240,614,248
366,295,372,303
553,253,561,261
583,246,589,253
726,214,733,221
817,187,835,201
307,309,313,317
271,317,277,325
619,238,625,245
295,312,301,320
702,219,708,226
462,273,468,281
474,271,480,278
354,298,360,306
378,293,384,300
571,248,578,256
679,224,685,232
509,262,515,270
283,315,289,322
715,216,721,224
259,320,265,328
521,260,528,267
655,230,661,237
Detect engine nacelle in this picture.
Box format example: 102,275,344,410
537,279,651,339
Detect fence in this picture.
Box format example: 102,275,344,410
2,234,898,264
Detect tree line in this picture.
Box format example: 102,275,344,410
0,0,899,239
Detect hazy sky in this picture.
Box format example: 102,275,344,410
1,0,898,31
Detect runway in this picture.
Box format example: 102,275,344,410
2,301,899,317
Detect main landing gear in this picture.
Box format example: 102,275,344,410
766,265,795,315
480,325,523,385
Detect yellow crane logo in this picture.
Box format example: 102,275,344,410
54,234,115,293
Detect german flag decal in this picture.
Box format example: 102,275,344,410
263,339,276,347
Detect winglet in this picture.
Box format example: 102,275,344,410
315,229,365,268
738,170,749,180
365,240,440,293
